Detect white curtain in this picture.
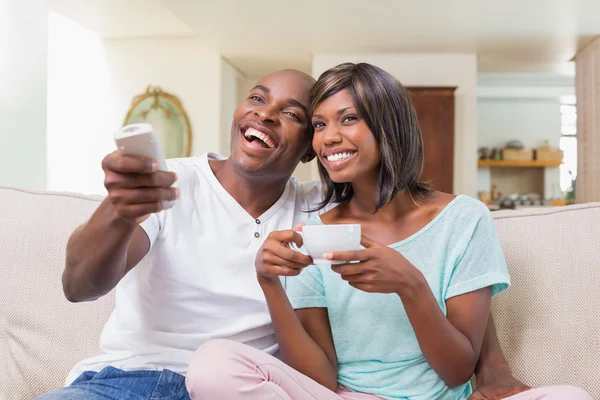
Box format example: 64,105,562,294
575,38,600,203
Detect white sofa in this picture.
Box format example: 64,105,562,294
0,186,599,400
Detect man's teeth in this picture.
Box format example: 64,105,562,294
244,128,275,148
326,152,355,162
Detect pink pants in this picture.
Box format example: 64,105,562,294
186,339,593,400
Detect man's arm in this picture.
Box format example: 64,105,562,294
62,199,150,302
475,316,512,380
62,152,178,302
469,316,530,399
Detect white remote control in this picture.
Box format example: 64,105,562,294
114,123,174,209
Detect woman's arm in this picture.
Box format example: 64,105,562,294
327,235,492,387
400,276,491,387
256,230,338,391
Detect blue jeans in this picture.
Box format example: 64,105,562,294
34,366,191,400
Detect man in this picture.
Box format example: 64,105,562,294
37,69,534,400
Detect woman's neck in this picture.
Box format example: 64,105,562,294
348,178,420,222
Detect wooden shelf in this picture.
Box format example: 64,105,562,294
478,160,562,168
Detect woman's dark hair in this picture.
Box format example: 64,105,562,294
309,62,431,212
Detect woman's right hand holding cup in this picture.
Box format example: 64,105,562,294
255,225,313,285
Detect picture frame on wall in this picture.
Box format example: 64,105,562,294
123,85,192,158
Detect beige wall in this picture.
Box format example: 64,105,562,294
47,33,228,194
105,38,223,157
220,60,245,157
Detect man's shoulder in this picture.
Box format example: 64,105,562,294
292,179,322,194
288,178,340,215
289,178,323,205
165,153,222,185
166,153,206,171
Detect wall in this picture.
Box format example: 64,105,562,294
478,99,561,149
0,0,48,190
47,27,225,194
238,76,261,104
219,60,245,157
47,27,316,195
105,38,222,157
312,54,479,196
47,11,116,195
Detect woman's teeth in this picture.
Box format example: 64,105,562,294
326,152,355,162
244,128,275,148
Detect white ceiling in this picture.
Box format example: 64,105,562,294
49,0,600,77
49,0,196,38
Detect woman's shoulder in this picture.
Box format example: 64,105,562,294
416,192,491,229
429,193,493,234
446,194,491,218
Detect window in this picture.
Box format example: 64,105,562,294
559,96,577,194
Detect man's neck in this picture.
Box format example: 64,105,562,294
210,159,290,219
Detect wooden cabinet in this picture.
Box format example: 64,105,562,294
407,87,456,194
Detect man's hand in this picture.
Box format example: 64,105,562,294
468,375,531,400
102,151,179,223
255,228,313,283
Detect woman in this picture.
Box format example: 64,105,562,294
184,63,585,400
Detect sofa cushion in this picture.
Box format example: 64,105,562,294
491,203,600,398
1,185,599,399
0,187,114,400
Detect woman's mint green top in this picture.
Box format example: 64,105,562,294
287,195,511,400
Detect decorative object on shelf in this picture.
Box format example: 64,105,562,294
492,148,502,160
518,193,543,206
499,196,517,209
535,140,563,162
478,159,561,168
501,139,533,161
505,140,524,149
478,146,490,160
478,191,492,205
502,148,533,162
491,184,501,202
123,85,192,158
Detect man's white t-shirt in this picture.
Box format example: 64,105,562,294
66,153,324,384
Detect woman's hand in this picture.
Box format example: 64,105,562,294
326,235,425,295
255,227,313,284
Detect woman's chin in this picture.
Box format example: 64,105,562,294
326,171,354,184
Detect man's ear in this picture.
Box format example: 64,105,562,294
301,148,316,163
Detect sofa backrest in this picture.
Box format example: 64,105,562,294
0,187,114,400
0,186,599,399
491,203,600,398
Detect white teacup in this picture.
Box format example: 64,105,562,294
301,224,361,265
